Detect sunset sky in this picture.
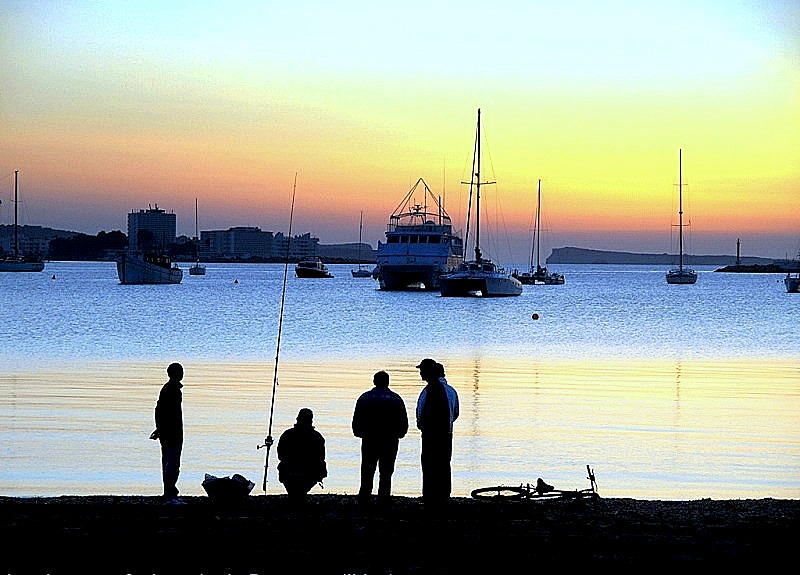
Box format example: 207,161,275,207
2,1,798,260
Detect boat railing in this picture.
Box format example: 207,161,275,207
386,213,453,233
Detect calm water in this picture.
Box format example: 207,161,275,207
1,261,798,500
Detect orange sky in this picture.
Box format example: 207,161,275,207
1,1,798,260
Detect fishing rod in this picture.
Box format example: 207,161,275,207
257,172,297,492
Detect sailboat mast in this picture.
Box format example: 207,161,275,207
13,170,19,258
358,211,363,263
194,198,199,240
474,109,482,262
678,149,683,271
535,179,542,270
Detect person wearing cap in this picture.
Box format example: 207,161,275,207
352,370,409,506
149,362,185,504
277,408,327,503
415,358,459,506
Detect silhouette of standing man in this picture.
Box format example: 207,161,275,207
352,370,409,505
150,362,184,504
277,408,327,504
415,358,459,506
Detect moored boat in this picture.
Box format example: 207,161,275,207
295,256,333,278
351,211,372,278
188,198,206,276
512,179,565,286
785,250,800,293
0,170,45,273
666,149,697,285
117,251,183,284
438,109,522,298
373,177,463,290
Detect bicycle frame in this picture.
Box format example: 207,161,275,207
471,465,599,501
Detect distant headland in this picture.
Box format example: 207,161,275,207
547,247,798,272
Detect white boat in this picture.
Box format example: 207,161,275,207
373,177,463,290
116,251,183,284
512,179,565,286
439,109,522,298
351,211,372,278
188,198,206,276
666,149,698,285
0,170,45,273
295,256,333,278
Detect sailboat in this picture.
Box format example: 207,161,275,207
0,170,45,272
188,198,206,276
784,247,800,293
438,109,522,297
512,179,565,285
666,149,697,284
351,211,372,277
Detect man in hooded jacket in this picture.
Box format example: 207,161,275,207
415,358,459,506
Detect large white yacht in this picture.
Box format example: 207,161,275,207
372,178,463,291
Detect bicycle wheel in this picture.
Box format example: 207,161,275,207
471,486,527,501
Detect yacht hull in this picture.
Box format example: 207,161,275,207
439,267,523,297
666,269,698,284
0,259,45,272
117,253,183,284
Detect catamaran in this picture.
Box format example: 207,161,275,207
438,109,522,297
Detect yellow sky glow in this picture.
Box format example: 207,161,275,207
1,1,798,259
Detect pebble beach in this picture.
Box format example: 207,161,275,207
2,494,798,573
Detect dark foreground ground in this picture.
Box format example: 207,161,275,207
2,494,798,573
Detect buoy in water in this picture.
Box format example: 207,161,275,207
51,274,56,280
234,279,239,284
532,313,540,320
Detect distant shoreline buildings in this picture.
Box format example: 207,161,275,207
125,205,333,261
1,204,793,266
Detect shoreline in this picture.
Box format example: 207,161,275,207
2,495,798,572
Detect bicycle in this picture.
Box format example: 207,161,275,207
471,465,600,501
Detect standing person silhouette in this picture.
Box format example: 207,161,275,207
352,370,409,506
150,362,185,504
277,408,327,504
415,358,459,507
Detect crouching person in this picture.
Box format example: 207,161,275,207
277,408,327,504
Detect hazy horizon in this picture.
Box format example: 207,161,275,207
2,1,797,261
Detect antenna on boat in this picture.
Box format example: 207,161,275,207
258,172,297,492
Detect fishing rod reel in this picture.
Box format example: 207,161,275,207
257,435,274,451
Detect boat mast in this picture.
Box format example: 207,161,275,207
535,179,542,271
474,109,482,262
678,149,683,271
13,170,19,258
357,211,363,267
